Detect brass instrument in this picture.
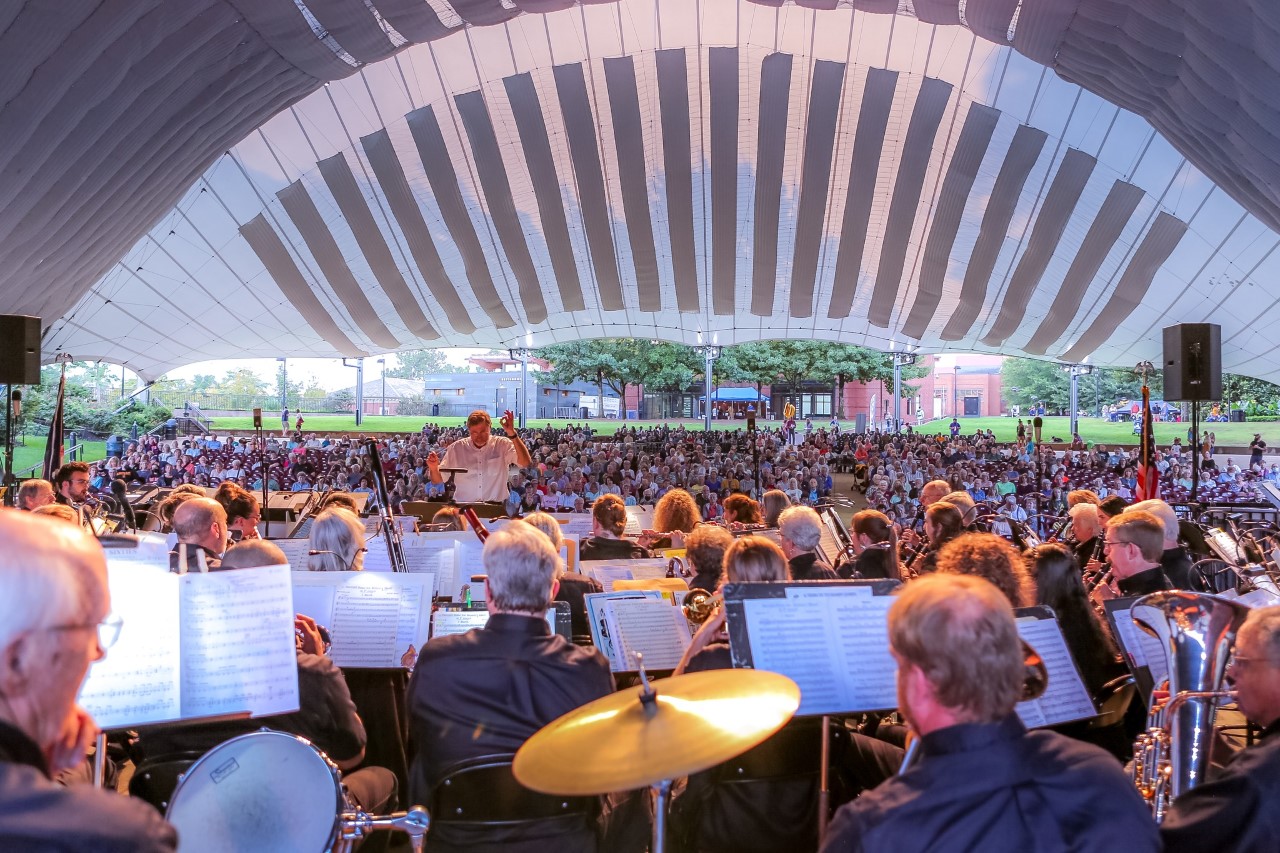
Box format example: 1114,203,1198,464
682,589,722,625
1128,591,1249,821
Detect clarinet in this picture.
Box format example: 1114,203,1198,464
364,439,408,573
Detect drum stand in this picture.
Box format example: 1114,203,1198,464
335,806,429,853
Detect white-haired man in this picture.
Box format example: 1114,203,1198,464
1162,606,1280,851
15,479,55,511
778,505,837,581
407,523,613,850
0,510,177,850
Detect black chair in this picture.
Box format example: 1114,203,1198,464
426,754,600,853
670,718,835,853
128,752,203,814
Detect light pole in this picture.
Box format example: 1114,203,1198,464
1064,363,1094,438
342,358,364,426
377,358,386,416
508,347,534,429
277,357,287,412
693,345,722,431
953,365,959,418
891,352,917,432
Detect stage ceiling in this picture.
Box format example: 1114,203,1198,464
3,0,1280,381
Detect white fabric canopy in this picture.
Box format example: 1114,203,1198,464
3,0,1279,380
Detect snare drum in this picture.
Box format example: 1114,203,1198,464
166,730,346,853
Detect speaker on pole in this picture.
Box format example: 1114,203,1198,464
1162,323,1221,401
0,315,41,385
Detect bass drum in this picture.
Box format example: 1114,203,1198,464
165,730,346,853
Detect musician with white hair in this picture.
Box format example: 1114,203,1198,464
0,510,177,850
820,574,1158,852
1069,502,1103,574
1162,606,1280,851
778,506,837,581
407,523,613,850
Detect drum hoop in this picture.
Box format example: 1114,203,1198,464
165,729,346,848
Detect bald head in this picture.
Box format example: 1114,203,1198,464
220,540,288,570
921,480,951,507
173,497,228,554
0,510,110,751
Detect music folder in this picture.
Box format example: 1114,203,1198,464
585,590,690,672
723,580,901,716
1012,606,1098,728
1103,596,1169,701
429,602,572,641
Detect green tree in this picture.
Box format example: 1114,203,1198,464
215,368,268,397
324,389,355,413
387,349,450,379
1001,358,1070,413
535,340,647,418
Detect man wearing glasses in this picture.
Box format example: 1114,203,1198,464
1104,511,1172,597
1162,606,1280,851
52,461,94,526
0,510,176,850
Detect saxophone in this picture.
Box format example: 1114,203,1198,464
1128,591,1249,821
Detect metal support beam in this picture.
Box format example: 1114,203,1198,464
1064,363,1093,439
693,345,722,431
509,348,534,429
891,352,917,432
343,358,365,426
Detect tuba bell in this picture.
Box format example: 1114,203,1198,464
1129,590,1249,821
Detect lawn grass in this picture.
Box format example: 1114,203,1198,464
8,439,106,476
206,413,1279,447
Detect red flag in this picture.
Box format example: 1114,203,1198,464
1136,384,1160,501
41,363,66,482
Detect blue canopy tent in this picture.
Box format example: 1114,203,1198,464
699,388,770,403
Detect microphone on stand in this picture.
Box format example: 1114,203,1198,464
10,389,20,421
110,478,137,532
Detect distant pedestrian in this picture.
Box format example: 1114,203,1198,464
281,406,290,437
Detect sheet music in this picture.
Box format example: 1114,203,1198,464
79,562,182,729
431,609,490,639
1014,616,1097,728
586,560,671,592
179,565,299,719
585,591,664,668
1113,606,1170,688
559,515,595,539
604,598,691,671
624,507,654,537
455,538,486,593
291,571,435,667
271,537,313,572
740,588,897,715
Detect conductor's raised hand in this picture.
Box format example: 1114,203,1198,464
500,410,517,437
426,450,440,471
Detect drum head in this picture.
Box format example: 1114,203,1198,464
166,731,342,853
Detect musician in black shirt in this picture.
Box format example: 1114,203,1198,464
778,506,837,581
408,523,614,851
579,494,652,561
1162,605,1280,851
1105,511,1172,597
821,574,1159,853
683,524,733,593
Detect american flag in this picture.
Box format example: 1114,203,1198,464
41,362,66,481
1136,383,1160,501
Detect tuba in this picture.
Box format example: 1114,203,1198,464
1129,591,1249,821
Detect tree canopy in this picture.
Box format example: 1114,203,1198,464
386,349,450,379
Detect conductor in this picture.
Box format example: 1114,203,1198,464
427,410,532,503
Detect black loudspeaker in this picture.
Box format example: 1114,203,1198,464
0,315,41,385
1163,323,1222,401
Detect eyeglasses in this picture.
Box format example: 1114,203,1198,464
44,613,124,651
1102,538,1132,549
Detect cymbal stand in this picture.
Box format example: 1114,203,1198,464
335,806,429,853
817,715,831,842
635,652,674,853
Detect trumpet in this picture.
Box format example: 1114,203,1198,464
682,589,722,624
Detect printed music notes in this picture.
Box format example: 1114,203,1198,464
291,571,434,667
79,554,299,730
1014,608,1097,728
430,609,491,639
585,559,672,593
1105,598,1170,693
585,591,689,671
731,584,898,716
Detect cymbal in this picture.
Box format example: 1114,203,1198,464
513,669,800,795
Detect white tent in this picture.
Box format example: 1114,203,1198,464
4,1,1280,380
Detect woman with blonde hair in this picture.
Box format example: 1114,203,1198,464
640,488,700,549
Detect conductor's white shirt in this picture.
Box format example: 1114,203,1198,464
441,435,518,502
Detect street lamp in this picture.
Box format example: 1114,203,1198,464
508,347,534,429
953,365,959,418
377,358,386,417
891,352,917,432
1062,363,1094,438
693,345,723,431
276,357,287,412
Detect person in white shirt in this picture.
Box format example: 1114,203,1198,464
427,410,532,503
